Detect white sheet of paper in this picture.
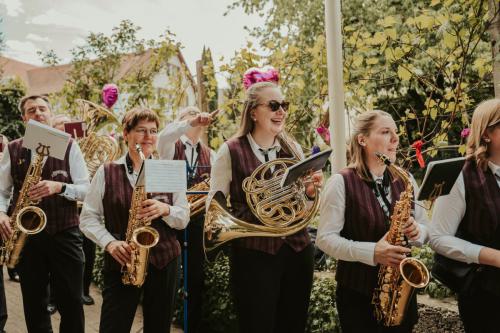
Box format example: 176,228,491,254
23,120,71,160
142,160,187,193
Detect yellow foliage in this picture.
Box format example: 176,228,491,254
397,65,412,81
443,31,456,48
385,28,397,40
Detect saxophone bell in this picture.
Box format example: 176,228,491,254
16,206,46,235
131,226,159,249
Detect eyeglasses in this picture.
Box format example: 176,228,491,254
134,128,158,136
258,100,290,112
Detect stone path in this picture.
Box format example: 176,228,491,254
3,267,183,333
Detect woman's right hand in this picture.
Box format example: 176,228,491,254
374,232,411,267
105,240,132,266
0,212,12,241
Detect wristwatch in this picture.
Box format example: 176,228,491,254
60,183,67,194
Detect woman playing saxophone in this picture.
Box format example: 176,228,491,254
317,110,429,333
79,107,189,333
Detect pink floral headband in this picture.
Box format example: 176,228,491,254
243,66,279,90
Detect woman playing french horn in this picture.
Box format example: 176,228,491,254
207,67,322,333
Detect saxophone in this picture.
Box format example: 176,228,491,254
0,144,48,268
372,153,430,326
121,144,160,287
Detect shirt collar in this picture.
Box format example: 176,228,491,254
115,154,127,165
246,133,282,152
488,161,500,177
181,135,199,147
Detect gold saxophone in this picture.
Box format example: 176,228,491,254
372,153,430,326
0,144,48,268
121,144,160,287
203,134,320,252
76,99,120,179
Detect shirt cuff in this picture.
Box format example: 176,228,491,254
162,205,189,230
465,243,484,264
409,224,428,247
358,242,377,266
99,234,117,251
58,184,77,201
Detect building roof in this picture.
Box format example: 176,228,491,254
0,48,196,95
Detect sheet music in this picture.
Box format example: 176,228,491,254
23,120,71,160
143,160,187,193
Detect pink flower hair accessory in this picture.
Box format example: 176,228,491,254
243,66,279,90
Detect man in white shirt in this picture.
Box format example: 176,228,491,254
0,95,90,333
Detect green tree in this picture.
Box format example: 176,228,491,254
49,20,192,125
222,0,495,169
0,78,27,140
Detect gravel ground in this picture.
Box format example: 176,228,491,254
415,303,464,333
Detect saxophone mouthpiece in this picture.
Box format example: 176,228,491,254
375,152,392,166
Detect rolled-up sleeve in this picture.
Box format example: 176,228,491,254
429,173,483,264
80,165,116,249
316,173,377,266
60,143,90,202
162,191,190,230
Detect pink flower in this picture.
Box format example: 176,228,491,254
316,125,331,144
460,128,470,138
102,83,119,108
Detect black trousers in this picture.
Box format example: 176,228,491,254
17,226,85,333
458,284,500,333
83,235,96,296
336,285,418,333
0,267,7,330
176,214,205,333
230,244,314,333
99,258,178,333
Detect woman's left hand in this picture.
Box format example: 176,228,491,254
403,217,420,242
137,199,170,220
305,171,323,198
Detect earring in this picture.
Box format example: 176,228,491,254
485,138,491,143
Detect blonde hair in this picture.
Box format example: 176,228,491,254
235,81,279,137
348,110,393,181
466,98,500,170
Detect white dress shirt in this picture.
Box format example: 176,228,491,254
316,171,429,267
207,134,304,206
0,141,90,213
79,154,190,250
429,161,500,264
157,119,215,165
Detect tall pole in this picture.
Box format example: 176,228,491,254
324,0,347,172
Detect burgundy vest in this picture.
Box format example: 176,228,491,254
226,136,311,255
459,160,500,294
8,138,79,234
173,139,212,187
336,168,408,296
102,162,180,271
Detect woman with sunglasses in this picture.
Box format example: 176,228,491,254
80,107,189,332
430,99,500,333
316,110,428,333
208,67,322,333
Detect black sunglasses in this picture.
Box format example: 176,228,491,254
259,100,290,112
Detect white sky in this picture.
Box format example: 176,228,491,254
0,0,265,85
